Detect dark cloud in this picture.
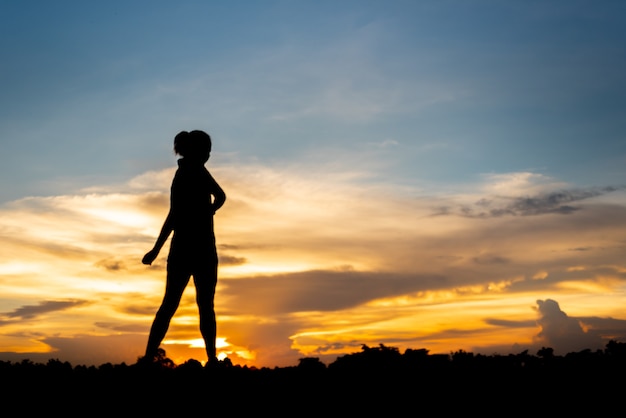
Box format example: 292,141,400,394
534,299,604,353
3,330,46,339
473,254,510,265
476,300,626,356
42,334,146,366
507,187,622,217
218,242,283,251
312,341,362,354
218,244,241,250
505,265,626,294
2,300,89,321
94,322,148,333
576,316,626,342
95,258,127,271
569,246,594,252
218,254,247,266
140,261,167,271
219,270,445,315
120,305,157,316
484,318,537,328
441,186,623,218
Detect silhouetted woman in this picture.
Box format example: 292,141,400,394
141,130,226,365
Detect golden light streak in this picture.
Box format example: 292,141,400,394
163,337,229,349
223,262,320,277
556,279,618,293
0,337,52,353
290,290,544,358
0,261,48,275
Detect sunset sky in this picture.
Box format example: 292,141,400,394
1,0,625,368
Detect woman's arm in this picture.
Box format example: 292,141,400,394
212,185,226,213
142,210,174,265
209,174,226,213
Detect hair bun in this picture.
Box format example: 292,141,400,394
174,130,211,158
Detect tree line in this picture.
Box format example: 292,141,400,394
1,341,624,415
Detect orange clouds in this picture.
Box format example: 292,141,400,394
1,165,625,367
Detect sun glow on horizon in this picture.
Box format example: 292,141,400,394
163,337,229,349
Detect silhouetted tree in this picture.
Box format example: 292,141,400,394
298,357,326,371
605,340,626,357
537,347,554,358
450,349,474,367
328,343,405,376
177,358,203,372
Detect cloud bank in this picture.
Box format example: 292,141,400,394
1,165,625,366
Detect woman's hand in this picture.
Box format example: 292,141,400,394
142,249,160,265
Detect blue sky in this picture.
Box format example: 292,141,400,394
1,1,626,367
2,0,625,202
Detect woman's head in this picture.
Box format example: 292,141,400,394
174,130,212,161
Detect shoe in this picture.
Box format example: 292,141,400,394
204,357,232,370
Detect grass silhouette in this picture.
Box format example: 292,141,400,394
1,341,624,415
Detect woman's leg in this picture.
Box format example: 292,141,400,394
193,263,218,362
144,268,190,360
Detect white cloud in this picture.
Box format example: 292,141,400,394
480,172,568,196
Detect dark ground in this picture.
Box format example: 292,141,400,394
2,342,624,415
